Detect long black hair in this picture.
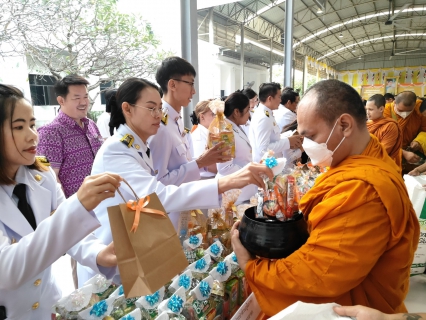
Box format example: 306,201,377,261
109,78,159,135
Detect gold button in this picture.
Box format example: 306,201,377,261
34,279,41,286
134,144,140,150
32,302,39,310
34,174,42,181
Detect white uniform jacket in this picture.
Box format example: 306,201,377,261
273,104,297,132
216,119,257,204
249,103,290,162
0,166,113,320
148,101,200,186
78,124,221,286
190,125,215,179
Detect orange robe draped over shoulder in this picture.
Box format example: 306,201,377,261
367,118,402,168
383,99,426,149
244,135,419,317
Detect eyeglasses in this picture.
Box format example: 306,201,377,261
130,104,168,117
171,79,195,88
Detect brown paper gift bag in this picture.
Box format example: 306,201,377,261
108,180,188,298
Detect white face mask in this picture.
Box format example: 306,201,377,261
394,107,412,119
302,119,345,167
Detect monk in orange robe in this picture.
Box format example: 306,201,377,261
383,91,426,168
366,94,402,169
231,80,420,318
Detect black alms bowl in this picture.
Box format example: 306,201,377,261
238,207,310,259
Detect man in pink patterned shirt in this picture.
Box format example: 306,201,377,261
37,75,103,199
37,74,104,289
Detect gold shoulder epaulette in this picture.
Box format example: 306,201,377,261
265,110,270,117
120,134,134,148
161,114,168,125
184,127,190,134
36,156,50,166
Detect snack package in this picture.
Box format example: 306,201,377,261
157,287,186,315
256,152,325,222
207,208,229,246
207,102,235,158
223,278,239,319
222,189,242,225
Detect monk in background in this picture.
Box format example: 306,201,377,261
383,91,425,173
407,99,426,169
366,94,402,169
231,79,419,318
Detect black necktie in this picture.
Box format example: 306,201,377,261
146,147,150,158
13,184,37,230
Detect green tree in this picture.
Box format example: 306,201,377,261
0,0,169,106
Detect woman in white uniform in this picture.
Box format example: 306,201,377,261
78,78,273,286
0,84,120,320
216,92,258,204
190,100,217,178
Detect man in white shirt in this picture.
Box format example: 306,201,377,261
274,88,300,132
149,56,229,228
249,83,303,162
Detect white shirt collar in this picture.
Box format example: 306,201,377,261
163,100,181,122
1,166,31,199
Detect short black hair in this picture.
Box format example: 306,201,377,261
0,84,47,185
259,82,281,103
395,91,417,108
224,92,249,118
54,74,89,98
367,94,385,108
281,89,299,105
155,56,196,94
109,78,159,135
304,79,366,127
241,88,257,100
384,93,394,101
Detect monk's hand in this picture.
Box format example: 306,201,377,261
403,150,421,164
409,168,421,176
410,141,422,152
231,221,254,271
96,242,117,268
333,305,389,320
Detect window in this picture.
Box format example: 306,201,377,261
29,74,58,106
100,81,114,105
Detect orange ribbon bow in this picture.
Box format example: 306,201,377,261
126,195,166,233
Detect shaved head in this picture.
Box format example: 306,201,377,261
395,91,416,108
303,79,367,127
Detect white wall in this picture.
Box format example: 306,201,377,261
197,40,269,100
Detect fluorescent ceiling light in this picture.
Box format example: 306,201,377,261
235,35,284,57
246,0,285,21
317,8,323,14
339,33,343,38
318,33,426,60
294,6,426,48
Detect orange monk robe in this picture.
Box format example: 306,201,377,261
367,117,402,169
383,99,426,149
244,135,419,317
